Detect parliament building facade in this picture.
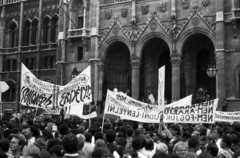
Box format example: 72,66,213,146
0,0,240,111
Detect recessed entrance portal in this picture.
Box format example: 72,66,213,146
140,38,171,104
103,42,131,97
182,34,216,103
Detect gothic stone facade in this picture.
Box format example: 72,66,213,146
0,0,240,111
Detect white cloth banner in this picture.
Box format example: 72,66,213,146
215,111,240,123
105,90,192,123
158,66,165,112
164,98,219,124
20,63,92,111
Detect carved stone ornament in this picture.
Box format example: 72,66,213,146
159,2,166,12
192,17,200,26
202,0,210,7
141,4,149,15
105,10,112,20
121,7,128,18
150,21,157,31
112,26,120,35
131,15,136,24
182,0,190,9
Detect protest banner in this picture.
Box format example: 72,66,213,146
57,66,92,107
158,66,165,112
20,63,56,109
20,63,92,113
164,98,219,124
104,90,192,123
215,111,240,123
67,103,97,119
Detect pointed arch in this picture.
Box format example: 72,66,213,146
100,36,133,60
176,27,216,55
8,20,18,47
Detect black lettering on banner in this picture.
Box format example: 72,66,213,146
21,86,52,107
116,94,127,103
59,85,92,106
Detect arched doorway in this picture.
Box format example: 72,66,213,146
140,38,171,104
103,42,131,97
182,34,216,103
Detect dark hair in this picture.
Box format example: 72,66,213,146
29,125,40,138
233,123,240,132
188,137,199,148
206,143,219,157
0,152,8,158
145,139,154,150
84,132,92,143
199,136,207,142
183,131,191,139
47,138,62,150
39,122,46,131
94,132,103,142
199,126,207,136
222,135,232,148
0,139,10,152
152,151,168,158
116,137,127,147
213,127,223,137
198,152,214,158
62,134,78,154
231,133,239,145
59,123,68,135
49,145,65,157
170,124,180,135
132,137,143,150
42,129,53,140
91,147,110,158
106,129,116,143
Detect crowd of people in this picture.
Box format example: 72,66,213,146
0,115,239,158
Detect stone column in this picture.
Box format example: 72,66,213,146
82,0,87,36
171,54,181,101
36,0,42,77
216,0,225,110
0,0,6,74
131,58,141,100
98,61,104,100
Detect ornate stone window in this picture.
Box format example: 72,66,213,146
31,19,38,45
23,20,31,46
51,16,58,43
42,16,50,44
9,21,17,48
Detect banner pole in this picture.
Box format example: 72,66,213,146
101,113,105,133
0,84,2,120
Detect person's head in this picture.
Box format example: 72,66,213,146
156,142,168,154
169,139,178,149
49,145,65,158
47,138,62,151
144,139,154,151
188,137,199,152
76,134,85,151
91,147,110,158
152,130,160,143
206,143,219,157
170,124,180,136
126,128,134,137
132,137,143,151
182,131,191,142
0,138,10,152
116,137,127,148
26,125,40,139
94,132,103,143
94,139,107,149
62,134,78,154
220,135,232,149
84,132,92,143
198,152,214,158
173,141,188,158
105,129,116,143
230,133,239,145
22,144,41,158
59,123,68,136
199,136,207,151
211,127,222,140
152,151,169,158
10,134,25,152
